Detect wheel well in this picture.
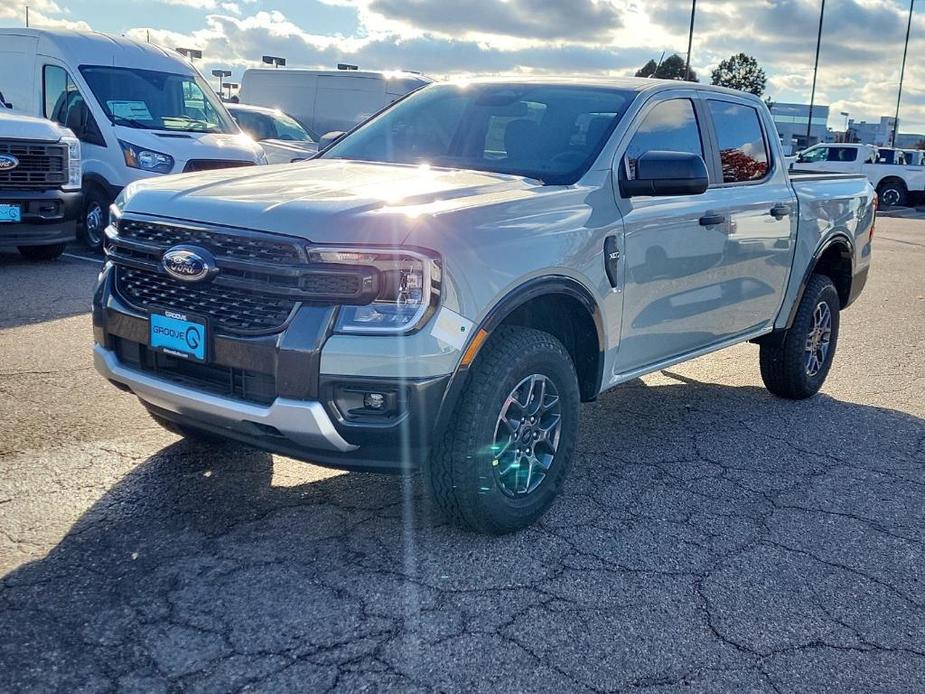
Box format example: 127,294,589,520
877,176,906,191
813,242,852,308
496,293,602,402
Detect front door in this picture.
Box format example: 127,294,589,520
614,96,738,373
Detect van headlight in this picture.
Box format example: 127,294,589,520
308,247,441,334
60,134,81,191
119,140,174,174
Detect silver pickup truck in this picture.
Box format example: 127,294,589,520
93,78,875,534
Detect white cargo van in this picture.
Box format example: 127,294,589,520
238,68,431,140
0,29,267,249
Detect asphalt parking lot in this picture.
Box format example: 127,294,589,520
1,218,923,693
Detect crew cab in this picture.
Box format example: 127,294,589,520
0,106,81,260
93,79,875,534
793,142,921,207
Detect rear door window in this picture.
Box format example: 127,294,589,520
624,99,703,180
825,147,858,162
707,100,770,183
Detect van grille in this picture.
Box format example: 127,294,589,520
183,159,256,173
0,140,67,189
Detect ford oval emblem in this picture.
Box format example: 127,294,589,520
161,245,217,283
0,154,19,171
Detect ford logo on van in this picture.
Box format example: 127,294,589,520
161,246,217,283
0,154,18,171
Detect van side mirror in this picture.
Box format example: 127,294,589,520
620,151,709,198
319,131,346,150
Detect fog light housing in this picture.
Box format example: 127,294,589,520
364,392,386,410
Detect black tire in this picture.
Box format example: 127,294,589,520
760,274,840,400
17,243,66,261
81,186,110,252
877,179,908,208
426,326,580,535
148,410,227,444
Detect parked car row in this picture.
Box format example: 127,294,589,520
0,29,427,258
792,142,925,207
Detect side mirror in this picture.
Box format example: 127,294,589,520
318,131,346,150
620,150,709,198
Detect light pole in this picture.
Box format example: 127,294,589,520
176,47,202,61
807,0,826,143
262,55,287,68
212,69,231,97
840,111,850,141
684,0,697,81
222,82,239,100
892,0,915,147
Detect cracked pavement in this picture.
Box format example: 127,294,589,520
1,219,924,693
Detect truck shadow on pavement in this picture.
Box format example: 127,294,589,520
2,378,924,693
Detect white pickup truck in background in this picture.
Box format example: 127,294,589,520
792,142,925,207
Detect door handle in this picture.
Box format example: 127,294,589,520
770,204,792,219
699,212,726,227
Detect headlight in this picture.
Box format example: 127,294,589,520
311,247,441,334
60,133,81,191
119,140,174,174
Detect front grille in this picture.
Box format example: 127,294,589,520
116,266,297,333
0,140,67,189
118,219,303,265
115,338,276,405
183,159,256,173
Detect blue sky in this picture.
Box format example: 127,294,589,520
3,0,924,134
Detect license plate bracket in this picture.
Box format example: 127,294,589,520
149,310,209,363
0,204,21,223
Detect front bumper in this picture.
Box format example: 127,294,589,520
93,263,454,472
0,189,82,246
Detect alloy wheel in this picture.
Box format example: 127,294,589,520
804,301,832,377
85,202,105,247
491,374,562,497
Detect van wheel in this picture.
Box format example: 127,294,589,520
877,179,907,208
426,327,580,535
81,187,109,252
18,243,66,261
760,274,840,400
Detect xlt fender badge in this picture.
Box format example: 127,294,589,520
430,307,473,351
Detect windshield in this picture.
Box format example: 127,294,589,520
322,83,636,185
233,108,313,142
79,65,238,134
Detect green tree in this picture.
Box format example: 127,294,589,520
711,53,767,96
635,54,698,82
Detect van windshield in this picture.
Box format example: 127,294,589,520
321,83,636,185
80,65,238,134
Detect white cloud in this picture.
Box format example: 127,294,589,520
0,0,91,30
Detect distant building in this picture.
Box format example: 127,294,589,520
769,102,829,153
847,116,896,147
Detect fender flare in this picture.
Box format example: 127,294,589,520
784,232,854,329
430,275,606,440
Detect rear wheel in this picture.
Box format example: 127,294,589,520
426,327,580,535
877,178,908,208
760,274,840,399
17,243,66,261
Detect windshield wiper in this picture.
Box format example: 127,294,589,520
111,116,156,130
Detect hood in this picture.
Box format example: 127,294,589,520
112,125,264,164
121,159,543,245
0,111,71,141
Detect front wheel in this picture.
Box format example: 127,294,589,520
81,187,109,252
426,327,580,535
760,274,840,399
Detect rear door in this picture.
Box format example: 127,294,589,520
701,97,797,334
